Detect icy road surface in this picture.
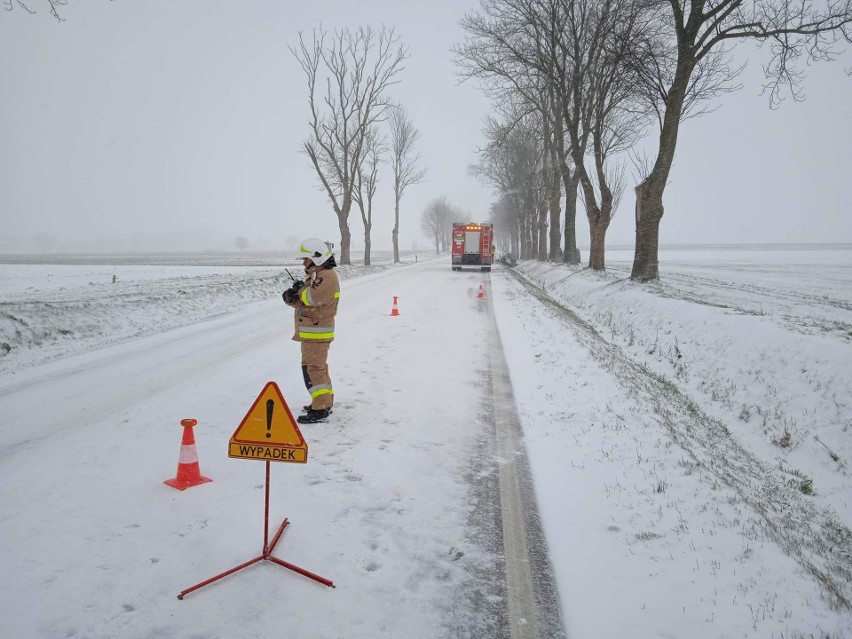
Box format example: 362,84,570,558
0,258,563,639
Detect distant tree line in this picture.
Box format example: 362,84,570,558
455,0,851,279
419,196,469,255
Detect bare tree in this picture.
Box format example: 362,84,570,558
420,196,456,254
352,127,385,266
234,236,249,251
290,26,408,265
388,105,426,263
629,0,852,281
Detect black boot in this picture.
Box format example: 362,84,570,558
297,408,332,424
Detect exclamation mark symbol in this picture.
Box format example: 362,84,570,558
266,399,274,438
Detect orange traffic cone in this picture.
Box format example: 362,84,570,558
477,284,485,299
390,296,400,316
164,419,213,491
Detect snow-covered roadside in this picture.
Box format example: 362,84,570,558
0,256,413,373
512,255,852,530
491,252,852,638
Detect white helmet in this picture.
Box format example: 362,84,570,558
299,238,333,265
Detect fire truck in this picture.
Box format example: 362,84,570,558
451,222,494,272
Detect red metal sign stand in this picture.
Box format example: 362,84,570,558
177,460,334,599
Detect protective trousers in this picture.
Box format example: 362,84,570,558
301,341,333,410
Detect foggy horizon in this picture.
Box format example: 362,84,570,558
2,1,850,256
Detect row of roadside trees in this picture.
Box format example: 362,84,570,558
455,0,851,279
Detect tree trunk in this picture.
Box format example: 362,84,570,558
520,215,531,259
630,180,664,280
548,158,562,261
392,192,401,263
537,201,548,261
542,112,562,261
583,132,615,271
555,118,581,264
337,203,352,266
364,223,372,266
630,56,693,281
562,173,581,264
582,176,609,271
525,208,536,259
588,218,609,270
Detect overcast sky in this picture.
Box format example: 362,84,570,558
1,0,850,254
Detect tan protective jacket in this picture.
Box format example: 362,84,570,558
285,264,340,343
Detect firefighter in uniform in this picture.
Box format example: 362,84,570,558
282,238,341,424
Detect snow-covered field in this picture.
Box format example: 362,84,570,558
0,251,403,374
1,245,851,638
500,245,852,638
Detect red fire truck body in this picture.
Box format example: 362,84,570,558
451,222,493,272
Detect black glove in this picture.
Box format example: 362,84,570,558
282,279,304,303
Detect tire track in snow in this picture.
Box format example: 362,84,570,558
482,277,568,639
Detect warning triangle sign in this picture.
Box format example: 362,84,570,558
229,382,308,463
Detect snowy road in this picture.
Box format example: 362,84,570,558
0,259,563,639
4,248,852,638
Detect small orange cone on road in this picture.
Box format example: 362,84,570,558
477,284,485,299
164,419,213,491
390,296,400,316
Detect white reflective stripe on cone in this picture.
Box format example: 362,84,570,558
179,445,199,464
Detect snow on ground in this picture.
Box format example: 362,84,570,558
493,246,852,638
0,252,400,373
1,253,507,638
1,245,851,638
